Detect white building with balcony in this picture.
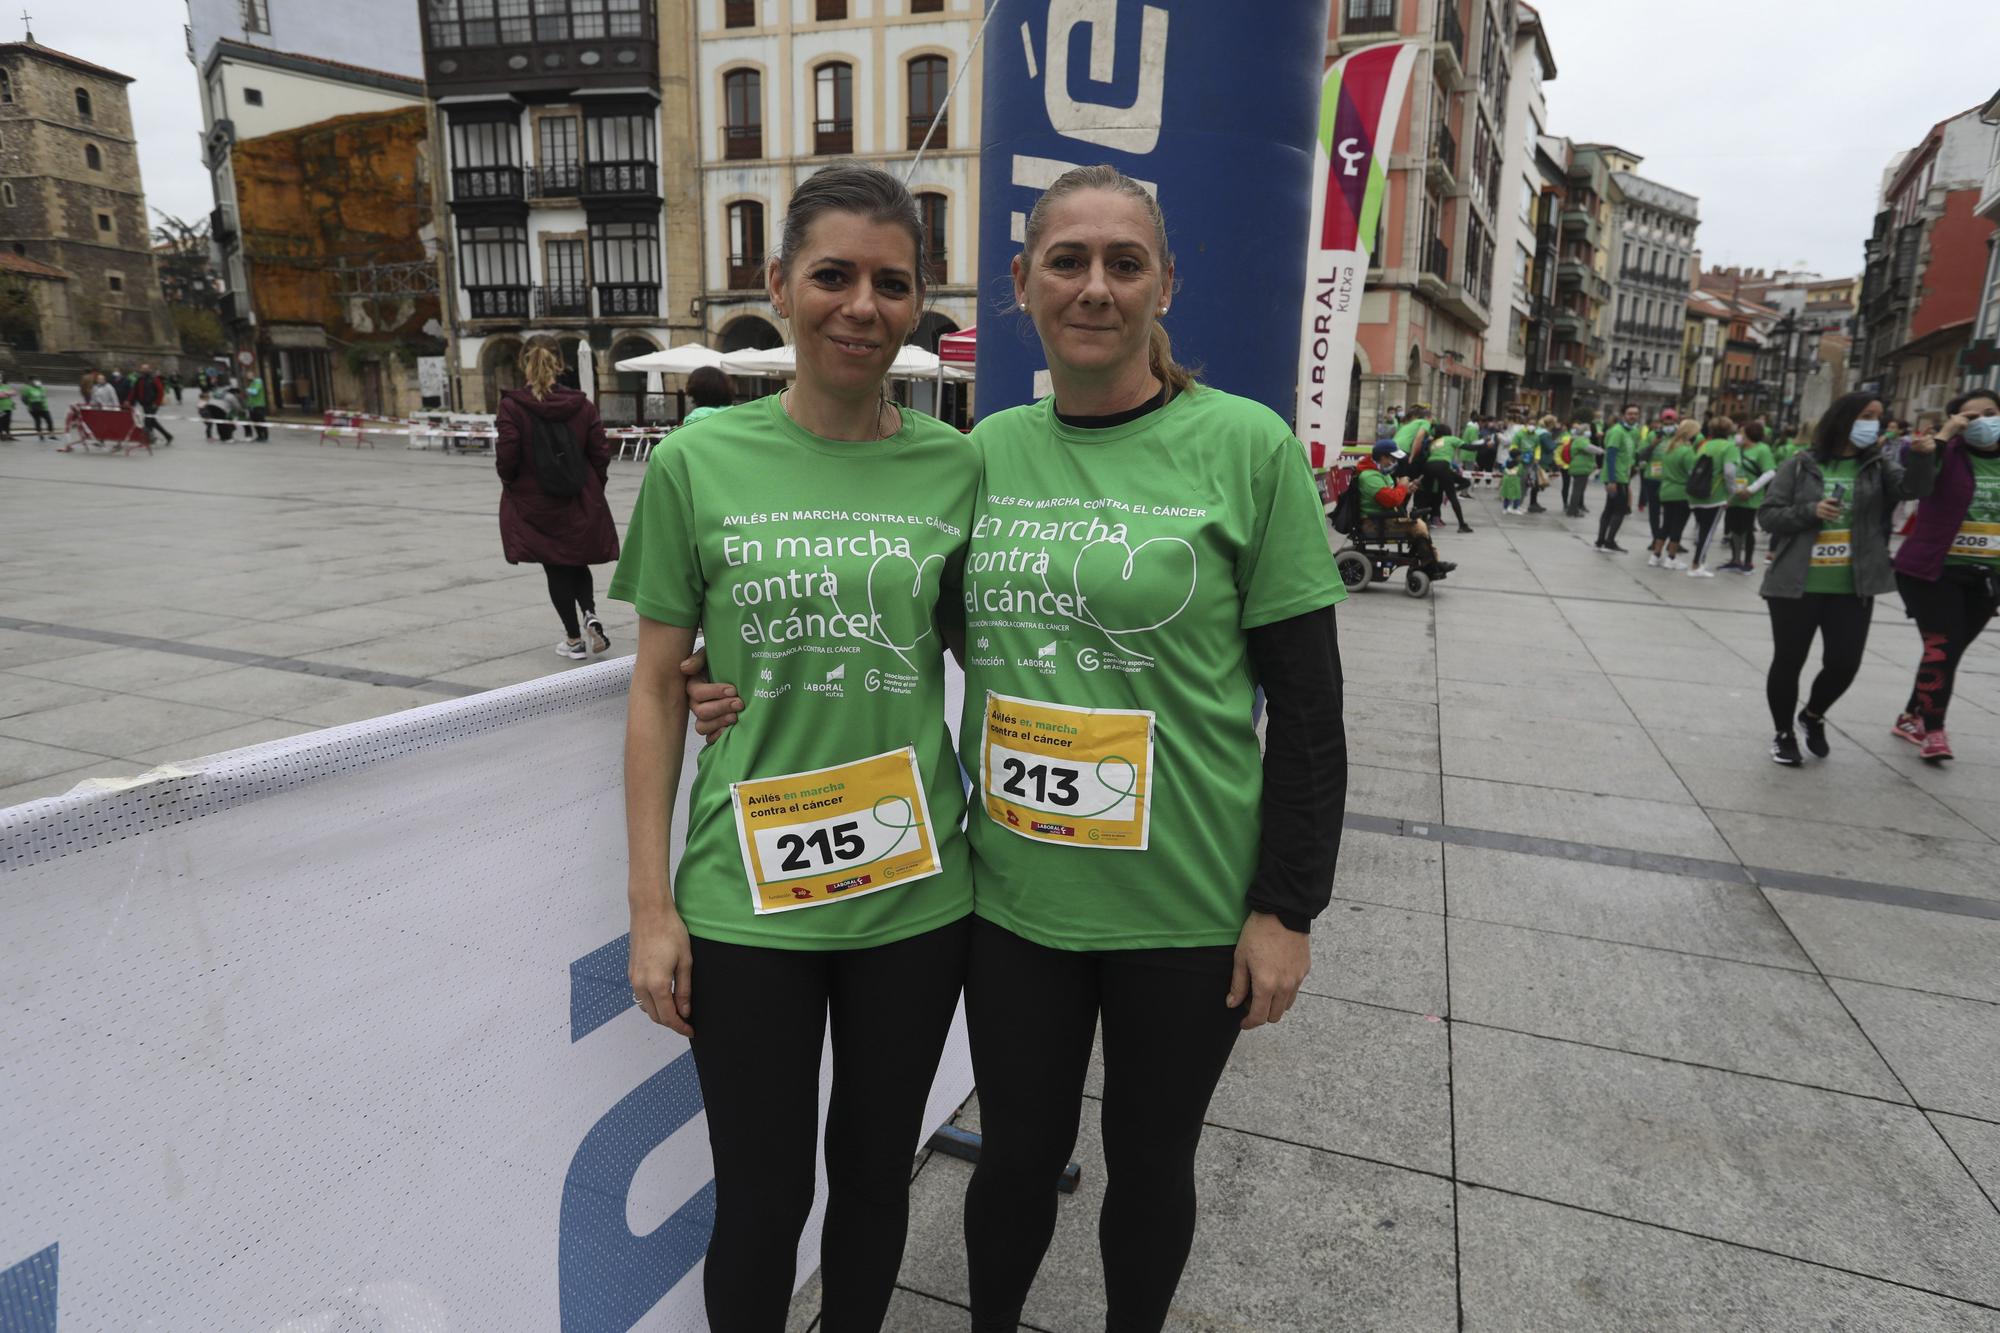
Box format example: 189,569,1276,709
695,0,982,391
1479,1,1553,415
1597,152,1698,412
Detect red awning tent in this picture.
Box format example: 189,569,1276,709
939,326,976,366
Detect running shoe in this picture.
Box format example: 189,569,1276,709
1607,542,1630,554
555,638,588,660
1688,567,1716,578
1797,709,1829,758
1920,729,1954,763
1667,557,1690,571
1647,552,1663,567
1771,731,1803,766
584,612,611,655
1891,712,1926,747
1458,524,1475,533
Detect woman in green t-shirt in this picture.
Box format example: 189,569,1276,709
1649,420,1702,567
613,164,978,1330
1758,392,1935,766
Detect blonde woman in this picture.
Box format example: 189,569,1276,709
494,339,618,658
1649,419,1704,568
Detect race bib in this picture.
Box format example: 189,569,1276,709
730,747,942,914
1811,529,1851,567
982,692,1154,850
1948,522,2000,560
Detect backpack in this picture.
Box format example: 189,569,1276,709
1329,472,1362,535
1556,438,1571,468
526,411,585,498
1686,450,1717,502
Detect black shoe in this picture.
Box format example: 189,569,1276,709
1430,560,1457,576
1528,504,1547,513
1771,731,1803,766
1607,542,1629,553
1797,709,1829,758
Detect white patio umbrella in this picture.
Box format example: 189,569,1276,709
614,343,726,375
719,345,798,378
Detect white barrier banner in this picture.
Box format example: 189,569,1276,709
0,659,974,1331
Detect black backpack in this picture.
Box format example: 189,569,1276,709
1686,451,1716,502
526,412,585,498
1330,473,1362,535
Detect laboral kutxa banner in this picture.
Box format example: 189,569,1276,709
1295,40,1419,468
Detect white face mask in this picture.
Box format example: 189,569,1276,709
1849,419,1882,448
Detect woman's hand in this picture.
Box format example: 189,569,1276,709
1814,498,1842,521
629,906,695,1037
1938,412,1970,442
679,646,745,739
1908,428,1938,455
1227,911,1311,1031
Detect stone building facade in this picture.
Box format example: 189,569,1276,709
0,38,180,371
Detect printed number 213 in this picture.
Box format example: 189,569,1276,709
777,821,864,872
1000,758,1079,807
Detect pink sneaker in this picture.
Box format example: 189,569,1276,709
1892,713,1926,747
1919,729,1953,763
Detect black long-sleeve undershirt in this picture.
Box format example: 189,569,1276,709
1244,603,1347,933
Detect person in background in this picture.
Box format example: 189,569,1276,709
1529,414,1560,514
1636,407,1676,550
1684,416,1740,578
213,382,244,441
20,377,53,440
1759,392,1934,766
109,369,130,405
88,373,120,409
1499,446,1525,515
1563,417,1601,518
1650,419,1701,568
1423,428,1474,533
1394,401,1432,454
0,379,15,439
1721,422,1777,572
76,368,98,403
496,339,618,660
244,373,270,441
1890,388,2000,763
1597,403,1645,552
131,363,173,446
197,389,219,441
1360,440,1456,576
679,366,734,428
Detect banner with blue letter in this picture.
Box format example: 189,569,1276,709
976,0,1334,417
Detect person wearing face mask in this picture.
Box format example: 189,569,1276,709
1562,418,1601,517
611,163,979,1332
1758,393,1935,766
1721,422,1778,573
1684,416,1741,578
1596,403,1646,552
1890,389,2000,762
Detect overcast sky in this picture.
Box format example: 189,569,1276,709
25,1,2000,278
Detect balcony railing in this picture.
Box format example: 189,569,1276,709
724,124,762,161
468,286,529,319
1422,236,1451,281
582,161,658,197
1427,123,1457,186
596,283,660,318
454,166,525,201
908,113,946,151
535,284,590,318
1345,4,1397,34
814,119,854,156
532,162,581,196
727,256,765,291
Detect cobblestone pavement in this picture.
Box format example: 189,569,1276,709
4,414,1997,1330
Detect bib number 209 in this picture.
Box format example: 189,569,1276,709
998,758,1079,808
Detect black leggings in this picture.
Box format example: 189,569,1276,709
1766,593,1873,732
1897,570,1999,729
542,563,596,638
1596,484,1629,546
1689,506,1724,566
689,917,970,1333
1725,506,1758,564
964,916,1245,1333
1641,478,1664,543
1660,499,1691,548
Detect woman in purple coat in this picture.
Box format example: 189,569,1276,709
496,341,620,659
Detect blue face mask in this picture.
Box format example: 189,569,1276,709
1849,419,1882,448
1966,416,2000,448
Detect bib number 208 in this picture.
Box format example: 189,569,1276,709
998,758,1079,808
776,821,865,872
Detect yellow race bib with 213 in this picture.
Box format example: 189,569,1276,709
982,692,1154,850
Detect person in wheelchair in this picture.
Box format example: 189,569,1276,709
1357,440,1456,578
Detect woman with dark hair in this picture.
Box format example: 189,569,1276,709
1757,391,1935,766
1890,387,2000,761
681,365,734,427
496,338,619,659
613,162,976,1331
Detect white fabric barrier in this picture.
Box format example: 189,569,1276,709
0,659,974,1331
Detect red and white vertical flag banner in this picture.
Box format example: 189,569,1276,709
1295,41,1419,469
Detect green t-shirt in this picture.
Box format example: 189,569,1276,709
1688,437,1738,506
1946,450,2000,569
1566,432,1599,475
1731,441,1778,508
1659,441,1696,502
1430,435,1462,467
607,394,978,950
19,382,46,408
1500,464,1524,500
1804,457,1862,595
1358,466,1401,515
959,389,1345,951
1394,418,1432,452
1603,423,1644,485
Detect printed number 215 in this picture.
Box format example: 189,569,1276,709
1000,758,1079,807
777,821,864,872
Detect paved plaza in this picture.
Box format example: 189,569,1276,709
4,411,1999,1329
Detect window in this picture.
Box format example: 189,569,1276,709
725,0,755,26
459,223,529,317
1344,0,1395,33
584,112,656,193
537,116,580,193
908,56,948,150
591,219,660,315
0,69,12,104
244,88,264,106
540,238,589,316
85,144,102,171
0,182,13,206
813,63,853,155
816,0,848,18
449,116,523,198
241,0,271,31
918,192,947,281
911,0,944,10
570,0,645,39
107,273,124,292
97,212,112,233
75,88,93,120
724,69,762,160
727,201,765,290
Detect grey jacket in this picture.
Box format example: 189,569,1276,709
1758,447,1935,599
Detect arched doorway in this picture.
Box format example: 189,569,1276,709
719,315,782,352
604,335,660,425
480,336,525,413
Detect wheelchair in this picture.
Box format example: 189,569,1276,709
1332,515,1446,598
